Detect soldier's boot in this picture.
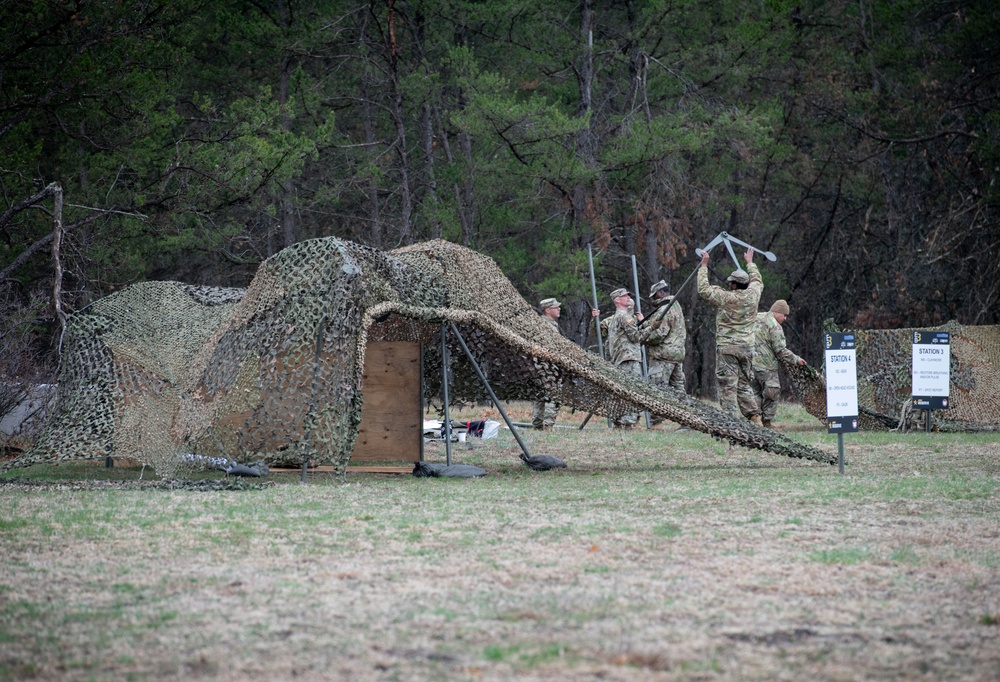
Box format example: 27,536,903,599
750,414,763,427
762,419,772,428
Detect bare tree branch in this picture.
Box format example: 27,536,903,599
0,210,112,282
0,182,61,231
51,185,67,335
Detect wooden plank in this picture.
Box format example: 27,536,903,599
269,465,412,474
347,465,412,473
351,341,422,463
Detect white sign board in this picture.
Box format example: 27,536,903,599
911,330,950,410
825,332,859,433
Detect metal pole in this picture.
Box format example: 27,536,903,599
440,324,452,466
925,409,932,434
586,244,611,428
837,432,845,475
631,255,651,430
587,244,605,360
419,343,425,463
449,322,536,462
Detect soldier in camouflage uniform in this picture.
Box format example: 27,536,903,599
750,299,806,427
639,279,687,394
697,247,764,423
532,297,563,429
592,287,644,427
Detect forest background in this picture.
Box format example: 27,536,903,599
2,0,998,400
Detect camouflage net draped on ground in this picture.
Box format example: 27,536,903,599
785,322,1000,432
5,237,836,477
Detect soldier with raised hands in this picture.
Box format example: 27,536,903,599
697,247,764,423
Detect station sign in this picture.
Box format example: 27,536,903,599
911,330,950,410
825,332,859,433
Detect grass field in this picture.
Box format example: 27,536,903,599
2,402,998,681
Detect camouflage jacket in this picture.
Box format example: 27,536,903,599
639,296,686,363
604,307,643,365
542,316,560,335
752,311,802,371
697,262,762,349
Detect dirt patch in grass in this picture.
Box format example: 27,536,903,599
1,403,999,680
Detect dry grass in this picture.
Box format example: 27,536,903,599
1,402,999,681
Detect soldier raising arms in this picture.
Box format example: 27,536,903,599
697,247,763,424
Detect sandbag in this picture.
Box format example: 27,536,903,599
520,454,567,471
412,462,487,478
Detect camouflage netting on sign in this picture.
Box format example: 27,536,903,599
785,322,1000,432
5,237,836,477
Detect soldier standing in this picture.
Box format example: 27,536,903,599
751,299,806,428
697,247,764,424
639,279,687,394
592,287,644,428
531,298,563,429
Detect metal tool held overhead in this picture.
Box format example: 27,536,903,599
695,231,776,280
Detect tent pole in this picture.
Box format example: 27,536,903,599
449,322,534,461
419,342,425,463
440,324,453,466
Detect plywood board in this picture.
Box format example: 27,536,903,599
350,341,421,463
269,465,412,474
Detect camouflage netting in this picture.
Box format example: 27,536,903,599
4,237,836,477
786,322,1000,432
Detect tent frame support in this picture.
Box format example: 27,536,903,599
446,322,535,462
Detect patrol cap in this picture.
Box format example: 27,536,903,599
727,269,750,284
770,299,790,315
609,287,630,299
649,280,669,297
539,297,561,310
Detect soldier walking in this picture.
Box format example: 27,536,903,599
697,247,764,424
750,299,806,427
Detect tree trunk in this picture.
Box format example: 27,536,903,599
51,184,67,336
433,103,473,243
386,0,413,245
572,0,595,230
362,70,383,249
644,226,659,287
458,131,475,246
420,102,442,239
278,0,297,249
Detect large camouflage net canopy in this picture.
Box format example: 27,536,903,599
788,322,1000,432
5,237,836,477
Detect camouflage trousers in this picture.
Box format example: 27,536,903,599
531,400,561,429
716,346,759,418
647,359,685,393
750,367,781,422
614,360,642,426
